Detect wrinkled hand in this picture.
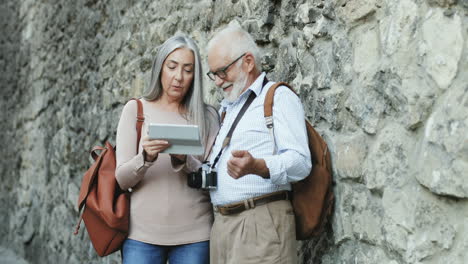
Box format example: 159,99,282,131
227,150,258,179
227,150,270,179
142,136,170,162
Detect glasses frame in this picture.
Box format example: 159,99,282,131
206,53,247,81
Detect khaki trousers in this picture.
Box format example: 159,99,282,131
210,200,297,264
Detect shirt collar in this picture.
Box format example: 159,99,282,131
220,72,266,108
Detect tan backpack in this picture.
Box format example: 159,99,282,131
264,82,334,240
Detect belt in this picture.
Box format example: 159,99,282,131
215,191,291,216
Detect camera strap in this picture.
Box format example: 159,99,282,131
210,77,269,169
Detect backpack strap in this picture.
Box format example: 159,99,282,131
263,82,297,154
130,98,144,153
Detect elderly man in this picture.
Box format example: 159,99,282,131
206,24,311,264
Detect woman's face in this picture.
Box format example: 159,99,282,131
160,47,195,103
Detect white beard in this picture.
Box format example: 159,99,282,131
224,71,248,102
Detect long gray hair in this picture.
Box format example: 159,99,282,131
143,34,212,146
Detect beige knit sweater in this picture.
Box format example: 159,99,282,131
115,99,219,245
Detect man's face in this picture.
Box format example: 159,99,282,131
208,45,248,102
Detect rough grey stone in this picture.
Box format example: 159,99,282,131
313,41,335,89
345,85,387,135
382,184,464,263
415,84,468,198
407,188,457,262
420,9,463,90
0,247,29,264
322,240,399,264
243,19,271,44
336,0,378,24
364,123,413,191
314,87,344,130
351,23,381,81
399,73,436,131
333,183,384,245
333,133,369,180
426,0,458,7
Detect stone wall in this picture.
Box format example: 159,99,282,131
0,0,466,263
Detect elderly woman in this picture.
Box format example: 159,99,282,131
115,35,219,264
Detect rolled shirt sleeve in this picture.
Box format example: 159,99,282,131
262,87,312,185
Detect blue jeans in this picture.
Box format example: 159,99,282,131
122,238,209,264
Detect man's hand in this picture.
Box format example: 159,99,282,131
227,150,270,179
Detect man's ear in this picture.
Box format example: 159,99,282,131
243,52,256,73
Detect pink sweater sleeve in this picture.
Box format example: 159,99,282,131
115,100,153,190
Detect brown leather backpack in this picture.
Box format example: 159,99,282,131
264,82,334,240
74,98,144,256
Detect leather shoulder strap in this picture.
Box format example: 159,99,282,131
130,98,144,152
263,82,297,117
211,92,256,168
263,82,297,154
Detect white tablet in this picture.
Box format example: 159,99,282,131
148,123,203,155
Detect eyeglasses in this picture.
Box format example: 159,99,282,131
206,53,246,81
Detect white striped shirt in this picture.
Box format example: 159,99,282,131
209,73,312,206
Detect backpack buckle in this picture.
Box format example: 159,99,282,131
265,116,273,128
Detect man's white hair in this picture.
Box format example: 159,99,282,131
207,24,262,71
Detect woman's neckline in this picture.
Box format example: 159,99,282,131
142,98,187,115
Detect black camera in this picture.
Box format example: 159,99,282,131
187,163,217,190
